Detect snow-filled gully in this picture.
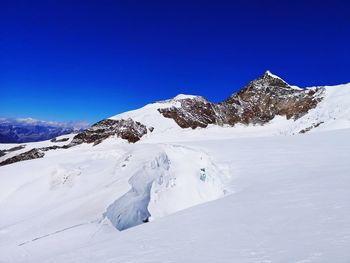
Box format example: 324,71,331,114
104,145,227,231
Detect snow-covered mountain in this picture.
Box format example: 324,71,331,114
1,72,350,262
66,71,348,146
0,118,89,143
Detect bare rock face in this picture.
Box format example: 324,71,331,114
0,148,45,166
158,96,217,129
0,145,26,158
0,145,67,166
223,71,324,124
158,71,325,128
70,118,148,145
299,121,324,134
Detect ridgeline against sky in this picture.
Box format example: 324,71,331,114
1,0,349,122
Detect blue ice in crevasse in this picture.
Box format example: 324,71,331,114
200,168,206,182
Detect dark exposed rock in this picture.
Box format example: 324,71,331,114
5,145,27,152
40,145,62,151
223,72,324,124
158,96,217,129
50,137,70,143
299,122,325,134
0,149,45,166
0,145,26,159
0,145,68,166
70,118,148,146
158,71,325,128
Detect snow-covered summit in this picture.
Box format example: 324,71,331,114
260,70,302,90
172,94,200,100
159,94,209,104
264,70,279,78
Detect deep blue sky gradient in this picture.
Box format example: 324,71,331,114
1,0,349,123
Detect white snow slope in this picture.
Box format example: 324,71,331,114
0,83,350,262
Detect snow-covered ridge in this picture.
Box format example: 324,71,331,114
107,71,329,137
263,70,301,90
171,94,203,100
265,70,280,79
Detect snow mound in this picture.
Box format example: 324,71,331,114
105,151,171,230
104,145,226,230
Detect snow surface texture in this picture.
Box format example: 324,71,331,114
0,83,350,262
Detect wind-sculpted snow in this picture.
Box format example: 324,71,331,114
105,151,171,230
147,145,225,220
105,145,225,230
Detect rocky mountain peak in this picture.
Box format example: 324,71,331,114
243,70,291,92
158,71,324,128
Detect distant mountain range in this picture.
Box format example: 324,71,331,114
0,118,89,143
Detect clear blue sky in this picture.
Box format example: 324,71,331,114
1,0,349,123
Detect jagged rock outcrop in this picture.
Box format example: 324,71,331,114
158,96,217,129
50,137,69,143
0,148,45,166
0,145,26,158
221,71,325,124
70,118,149,145
158,71,324,128
0,145,67,166
299,121,324,134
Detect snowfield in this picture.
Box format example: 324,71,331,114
1,83,350,262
